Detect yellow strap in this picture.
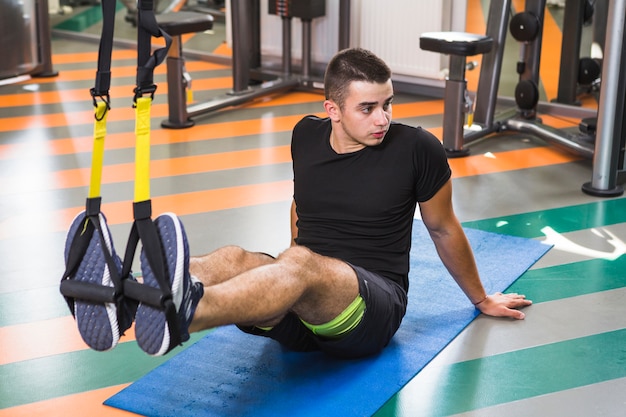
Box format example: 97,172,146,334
88,101,108,199
134,97,152,203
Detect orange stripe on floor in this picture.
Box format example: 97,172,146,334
0,88,328,133
0,384,137,417
0,94,295,133
0,101,441,157
51,50,138,64
0,180,294,240
428,126,443,139
2,76,234,108
539,114,583,128
20,60,228,86
212,42,232,56
0,141,583,241
449,145,582,178
0,114,305,160
78,145,290,188
0,317,137,365
0,146,292,194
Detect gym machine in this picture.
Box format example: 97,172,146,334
0,0,57,81
420,0,626,196
161,0,351,128
554,0,602,105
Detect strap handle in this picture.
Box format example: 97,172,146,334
88,101,108,199
131,0,171,205
134,97,152,202
124,4,182,349
88,0,116,199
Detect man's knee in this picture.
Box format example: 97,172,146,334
276,245,317,270
218,245,278,271
276,246,352,283
216,245,249,263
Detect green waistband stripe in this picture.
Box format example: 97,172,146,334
301,295,366,338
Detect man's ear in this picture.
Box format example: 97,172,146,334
324,99,341,122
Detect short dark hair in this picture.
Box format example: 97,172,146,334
324,48,392,109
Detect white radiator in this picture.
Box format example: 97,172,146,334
358,0,458,78
256,0,467,82
259,0,342,65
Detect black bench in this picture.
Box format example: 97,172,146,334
157,11,214,128
420,31,493,156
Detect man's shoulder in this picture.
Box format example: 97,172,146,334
388,122,441,147
296,115,329,128
293,116,331,143
389,122,432,137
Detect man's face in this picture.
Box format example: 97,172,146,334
332,79,393,152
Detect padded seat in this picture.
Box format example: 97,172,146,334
156,11,214,36
157,11,214,129
420,31,493,56
419,31,493,157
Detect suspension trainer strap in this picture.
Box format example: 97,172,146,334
91,0,116,97
122,0,181,345
88,0,116,201
60,0,125,313
89,102,107,199
86,0,116,200
134,97,152,202
135,0,171,100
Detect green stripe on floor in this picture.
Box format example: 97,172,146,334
508,256,626,303
0,330,209,409
462,197,626,238
0,287,69,327
9,252,621,326
375,328,626,417
54,3,124,32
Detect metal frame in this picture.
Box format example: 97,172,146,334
443,0,625,196
162,0,352,129
582,0,626,196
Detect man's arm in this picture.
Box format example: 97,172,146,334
290,199,298,246
418,180,531,319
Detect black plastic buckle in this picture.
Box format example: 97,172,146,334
133,85,157,106
90,89,111,121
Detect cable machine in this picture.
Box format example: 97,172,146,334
161,0,352,128
420,0,626,196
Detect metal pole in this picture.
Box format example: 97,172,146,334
555,0,585,105
338,0,350,50
33,0,58,78
582,0,625,196
521,0,544,97
282,16,292,75
301,20,311,78
473,0,510,127
230,0,251,93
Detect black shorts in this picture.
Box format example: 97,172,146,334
237,263,408,359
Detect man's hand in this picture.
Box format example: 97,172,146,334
474,292,532,319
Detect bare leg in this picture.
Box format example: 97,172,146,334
189,245,275,286
188,245,359,333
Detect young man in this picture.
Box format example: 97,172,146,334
65,48,531,358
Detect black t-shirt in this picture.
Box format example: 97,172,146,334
292,116,451,291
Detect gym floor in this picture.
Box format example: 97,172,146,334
2,0,626,415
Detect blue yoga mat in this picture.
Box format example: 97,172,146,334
106,221,551,417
